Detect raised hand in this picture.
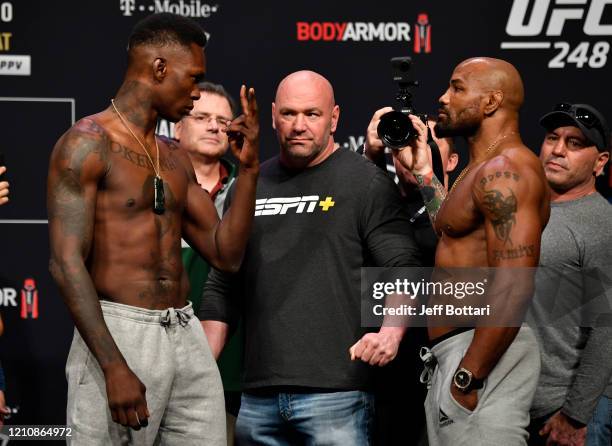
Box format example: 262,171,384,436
392,114,433,176
226,85,260,171
364,107,393,161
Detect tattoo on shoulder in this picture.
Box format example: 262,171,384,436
48,120,110,233
479,170,520,187
164,137,180,152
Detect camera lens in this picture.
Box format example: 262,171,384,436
377,111,416,149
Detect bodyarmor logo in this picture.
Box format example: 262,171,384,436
20,277,38,319
414,13,431,54
120,0,136,16
297,22,411,42
255,196,336,216
501,0,612,69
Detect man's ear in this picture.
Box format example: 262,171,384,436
330,105,340,134
594,151,610,177
483,90,503,116
447,153,459,173
174,120,183,141
153,57,167,83
271,102,277,130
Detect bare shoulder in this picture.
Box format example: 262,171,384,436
50,114,111,177
473,143,547,204
53,115,110,159
158,135,196,181
157,134,182,155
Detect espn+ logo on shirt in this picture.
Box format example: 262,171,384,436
255,196,335,216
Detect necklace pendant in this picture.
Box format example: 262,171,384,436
153,176,165,215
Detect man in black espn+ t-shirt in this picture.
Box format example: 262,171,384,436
199,71,421,445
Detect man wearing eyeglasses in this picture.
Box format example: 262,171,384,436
528,103,612,446
175,82,238,215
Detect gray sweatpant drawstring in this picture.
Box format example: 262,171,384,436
420,346,437,389
160,308,191,327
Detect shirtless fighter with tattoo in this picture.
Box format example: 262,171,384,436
47,13,259,445
395,58,550,445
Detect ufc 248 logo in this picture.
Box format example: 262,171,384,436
502,0,612,69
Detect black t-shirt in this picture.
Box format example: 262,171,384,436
200,148,421,390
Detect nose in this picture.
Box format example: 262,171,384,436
191,86,201,101
551,138,567,156
207,117,220,132
439,89,449,106
293,113,306,133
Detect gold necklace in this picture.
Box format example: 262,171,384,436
449,132,517,195
111,99,165,214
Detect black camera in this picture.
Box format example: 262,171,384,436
377,57,426,149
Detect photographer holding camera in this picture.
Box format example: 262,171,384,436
362,108,457,445
364,109,458,264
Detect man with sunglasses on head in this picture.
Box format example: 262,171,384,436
528,103,612,446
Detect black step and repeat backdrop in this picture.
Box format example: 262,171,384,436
0,0,611,427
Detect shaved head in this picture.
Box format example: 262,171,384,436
275,70,336,109
272,70,340,169
454,57,524,112
436,57,524,138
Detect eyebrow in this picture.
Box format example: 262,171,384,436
278,107,323,113
548,131,588,144
192,112,232,121
450,79,464,86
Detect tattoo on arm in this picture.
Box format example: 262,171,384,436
493,244,535,261
481,187,517,246
48,120,125,370
479,170,521,246
415,171,447,225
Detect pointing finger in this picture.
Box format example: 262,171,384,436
247,87,258,115
239,85,249,117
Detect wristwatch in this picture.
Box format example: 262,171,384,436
453,367,484,393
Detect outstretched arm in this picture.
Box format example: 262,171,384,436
47,120,148,430
182,85,259,273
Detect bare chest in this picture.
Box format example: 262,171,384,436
435,186,481,238
100,141,188,216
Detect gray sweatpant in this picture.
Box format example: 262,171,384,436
421,327,540,446
66,300,226,445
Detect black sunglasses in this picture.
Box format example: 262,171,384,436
553,103,604,134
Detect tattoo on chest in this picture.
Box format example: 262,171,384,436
110,142,178,172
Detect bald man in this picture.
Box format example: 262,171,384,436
200,70,421,445
395,58,550,444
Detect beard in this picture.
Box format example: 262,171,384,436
435,103,481,138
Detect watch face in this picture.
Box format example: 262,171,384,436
454,370,471,388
